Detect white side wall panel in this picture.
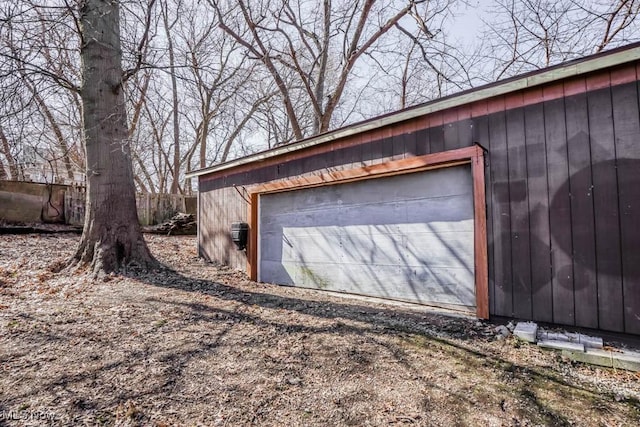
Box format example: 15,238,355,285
259,165,475,309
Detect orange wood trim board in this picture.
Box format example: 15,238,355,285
472,147,489,319
610,64,637,85
564,78,586,97
504,92,524,110
247,192,259,281
522,87,544,105
586,72,611,91
249,146,478,194
543,82,565,101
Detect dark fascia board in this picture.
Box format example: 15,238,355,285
186,42,640,180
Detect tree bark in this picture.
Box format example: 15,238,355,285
0,126,19,179
162,0,182,194
71,0,156,275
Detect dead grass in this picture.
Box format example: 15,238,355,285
0,233,639,426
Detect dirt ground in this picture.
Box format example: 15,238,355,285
1,234,639,426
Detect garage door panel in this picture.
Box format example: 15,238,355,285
262,260,475,307
261,194,473,233
259,165,476,310
399,230,475,269
402,194,473,223
259,231,284,261
273,225,475,267
264,166,471,214
267,226,475,268
281,233,341,264
341,265,475,306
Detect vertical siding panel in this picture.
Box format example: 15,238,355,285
429,112,445,153
229,188,238,268
611,81,640,334
588,86,624,332
198,189,205,258
223,187,230,265
473,115,494,315
525,103,553,323
206,190,213,261
267,164,279,181
545,96,574,326
361,138,374,165
212,188,221,264
231,187,240,268
213,188,221,263
307,154,327,174
457,119,473,148
404,123,417,157
392,133,404,161
351,143,363,168
325,146,338,171
565,88,598,329
489,111,512,317
381,136,394,162
230,187,239,266
415,127,430,156
342,145,360,169
235,188,243,268
506,107,532,319
368,136,384,165
200,190,209,260
444,121,459,151
235,189,248,269
197,184,203,258
299,156,313,175
209,189,218,263
287,157,305,177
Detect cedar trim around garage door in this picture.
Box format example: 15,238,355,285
246,144,488,319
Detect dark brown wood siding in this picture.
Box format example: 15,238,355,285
199,62,640,334
199,186,247,268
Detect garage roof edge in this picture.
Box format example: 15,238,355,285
186,43,640,180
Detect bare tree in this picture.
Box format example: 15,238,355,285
158,0,183,194
482,0,640,80
0,0,85,183
361,0,481,110
0,125,18,179
212,0,443,140
70,0,157,274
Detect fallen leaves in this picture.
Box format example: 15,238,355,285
0,233,638,426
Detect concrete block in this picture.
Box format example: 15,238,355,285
562,349,640,372
566,333,604,349
537,340,585,352
538,331,569,341
537,330,604,349
513,322,538,343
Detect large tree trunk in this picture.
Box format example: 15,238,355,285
71,0,156,275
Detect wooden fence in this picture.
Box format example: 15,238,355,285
0,180,67,223
1,180,195,227
64,187,196,226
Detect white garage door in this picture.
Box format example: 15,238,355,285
258,165,476,309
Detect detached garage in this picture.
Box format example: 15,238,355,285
188,43,640,335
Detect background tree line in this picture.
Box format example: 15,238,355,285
1,0,638,194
